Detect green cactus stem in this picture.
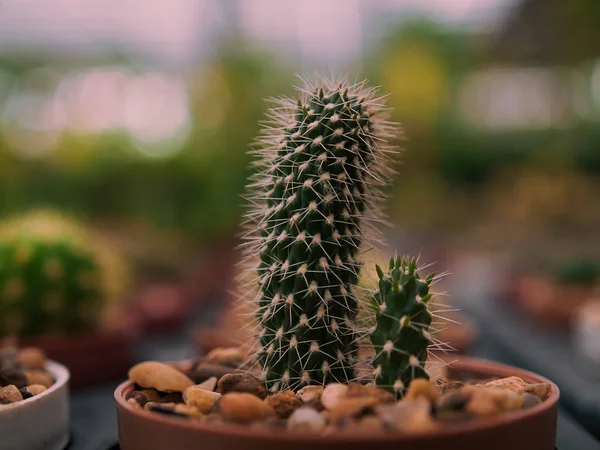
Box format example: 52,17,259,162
240,75,399,391
369,255,440,396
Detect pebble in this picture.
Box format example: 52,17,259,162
435,390,471,413
465,389,502,417
17,348,46,370
265,390,303,418
23,384,47,397
377,398,436,432
0,348,28,388
347,383,394,403
321,383,348,410
128,361,194,393
195,376,217,392
144,402,189,418
0,385,23,404
205,347,244,368
218,373,266,399
219,393,276,424
183,386,222,413
329,397,379,422
482,377,551,400
404,378,441,403
188,363,236,384
296,385,323,403
174,403,203,418
521,393,542,409
19,387,33,399
287,407,327,432
25,370,54,388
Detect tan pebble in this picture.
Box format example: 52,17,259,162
195,376,217,392
484,388,523,411
18,348,46,370
0,385,23,404
466,390,502,417
265,390,302,418
183,386,222,413
482,377,551,400
25,370,53,388
287,407,327,431
405,378,441,403
329,397,379,422
396,398,436,432
377,398,435,431
128,361,194,393
321,383,348,410
524,383,552,400
205,347,243,367
346,383,394,403
217,373,266,399
144,401,176,412
521,393,542,409
127,398,139,408
26,384,47,396
296,385,323,403
174,403,203,418
219,393,275,424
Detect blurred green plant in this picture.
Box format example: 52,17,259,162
0,209,130,337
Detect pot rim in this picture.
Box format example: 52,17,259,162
0,360,70,413
115,356,559,443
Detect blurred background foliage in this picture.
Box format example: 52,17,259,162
0,0,598,265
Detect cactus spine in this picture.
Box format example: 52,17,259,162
241,76,398,391
369,256,439,396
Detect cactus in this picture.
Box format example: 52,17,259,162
555,258,600,286
240,75,398,391
369,255,442,396
0,211,115,337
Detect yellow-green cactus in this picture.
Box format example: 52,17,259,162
0,210,128,337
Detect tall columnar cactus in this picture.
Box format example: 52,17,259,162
369,256,439,396
241,76,398,391
0,211,109,337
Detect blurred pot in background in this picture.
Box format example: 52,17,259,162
0,209,138,388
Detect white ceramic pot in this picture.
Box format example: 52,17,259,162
0,360,70,450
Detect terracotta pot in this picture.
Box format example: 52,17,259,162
510,275,593,332
133,283,192,335
0,360,70,450
20,318,139,389
115,358,559,450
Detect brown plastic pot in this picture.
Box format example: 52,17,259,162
509,275,593,332
20,313,140,389
115,357,559,450
133,283,192,335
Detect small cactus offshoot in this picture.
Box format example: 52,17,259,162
240,75,399,391
369,255,443,396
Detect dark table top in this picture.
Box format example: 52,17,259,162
65,304,600,450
